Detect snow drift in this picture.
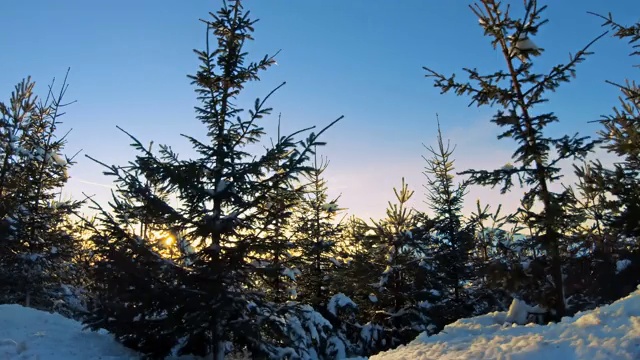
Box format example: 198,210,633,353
4,287,640,359
0,304,137,359
371,286,640,360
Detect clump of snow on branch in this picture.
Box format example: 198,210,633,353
616,259,632,274
327,293,357,316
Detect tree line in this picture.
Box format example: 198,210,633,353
1,1,639,359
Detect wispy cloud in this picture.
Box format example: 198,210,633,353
69,178,115,190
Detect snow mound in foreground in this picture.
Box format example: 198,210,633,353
372,287,640,360
0,304,137,360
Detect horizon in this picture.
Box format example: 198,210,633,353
2,0,639,221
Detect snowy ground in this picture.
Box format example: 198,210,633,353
3,288,640,360
372,286,640,360
0,304,138,359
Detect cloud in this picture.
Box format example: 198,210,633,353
70,178,115,190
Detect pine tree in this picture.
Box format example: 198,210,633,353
293,152,343,309
422,119,473,317
254,177,301,304
363,179,439,352
82,1,341,359
569,13,640,304
465,201,519,314
589,13,640,239
251,118,304,305
423,0,604,319
286,152,358,358
562,163,618,307
0,73,82,313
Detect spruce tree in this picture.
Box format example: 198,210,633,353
564,163,618,306
254,177,301,304
83,1,341,359
293,152,343,309
424,0,604,318
363,179,439,352
422,119,473,317
0,74,82,313
570,13,640,303
465,201,519,314
251,119,304,305
287,152,357,357
589,13,640,239
328,216,376,355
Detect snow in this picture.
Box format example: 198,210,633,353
321,203,339,212
370,286,640,360
327,293,357,316
417,300,432,309
329,257,342,267
504,298,546,325
177,233,195,258
515,34,538,51
282,267,301,281
502,162,515,170
0,304,137,359
0,305,206,359
51,153,67,166
216,179,231,193
509,33,539,62
7,287,640,360
617,259,632,274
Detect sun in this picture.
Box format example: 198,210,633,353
149,230,175,247
163,233,175,246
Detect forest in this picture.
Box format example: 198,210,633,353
1,0,639,359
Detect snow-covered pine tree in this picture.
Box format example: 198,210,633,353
464,201,520,315
293,152,344,309
466,201,513,278
253,178,301,304
286,152,359,358
363,179,439,353
82,1,341,359
333,216,374,304
324,216,378,355
588,14,640,240
573,13,640,303
422,119,474,321
424,0,605,319
0,73,82,313
250,117,304,305
560,164,618,309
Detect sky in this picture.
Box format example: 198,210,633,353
1,0,639,221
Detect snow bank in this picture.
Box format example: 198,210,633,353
6,286,640,360
0,304,137,359
372,287,640,359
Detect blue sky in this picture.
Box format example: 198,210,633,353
1,0,639,220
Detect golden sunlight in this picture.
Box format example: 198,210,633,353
163,233,175,246
148,230,176,247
